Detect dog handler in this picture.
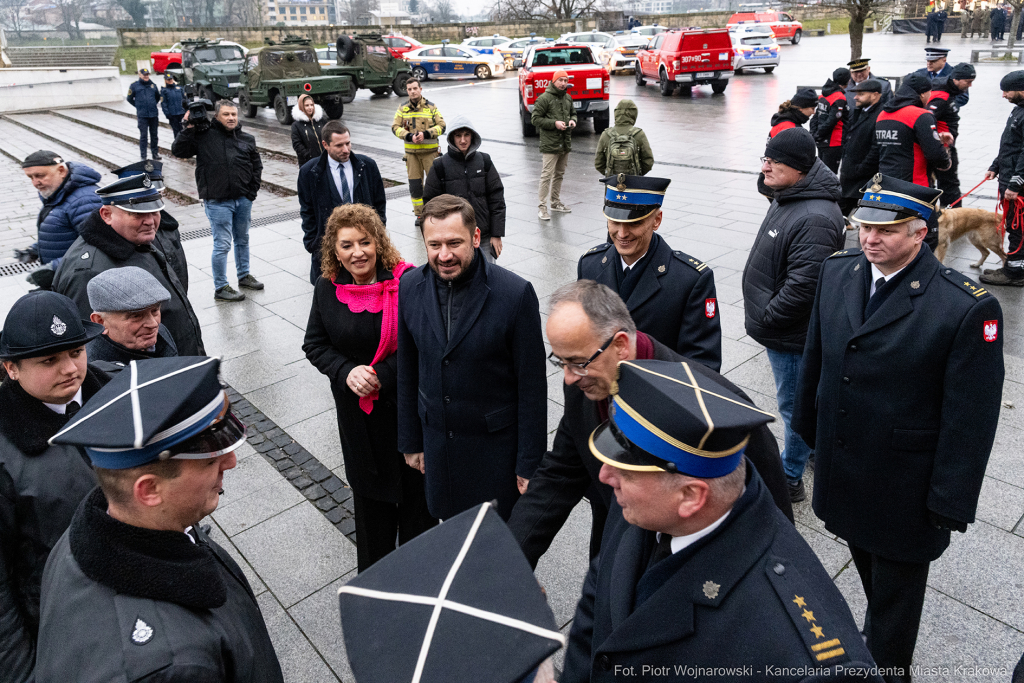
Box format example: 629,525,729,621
981,70,1024,287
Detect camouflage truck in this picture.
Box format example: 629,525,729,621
178,39,247,103
237,37,352,125
322,33,411,103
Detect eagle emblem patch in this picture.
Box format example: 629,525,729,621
705,298,717,319
984,320,998,342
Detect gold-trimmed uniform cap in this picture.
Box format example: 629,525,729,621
847,58,871,72
851,173,941,225
601,174,671,222
589,359,775,478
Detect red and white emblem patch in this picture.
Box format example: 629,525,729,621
984,320,998,342
705,298,717,319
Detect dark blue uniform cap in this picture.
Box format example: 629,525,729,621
852,173,942,225
0,291,103,360
338,503,563,683
601,174,671,222
112,160,164,189
589,360,775,478
96,173,164,213
50,356,246,469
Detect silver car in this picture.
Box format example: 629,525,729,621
730,26,780,74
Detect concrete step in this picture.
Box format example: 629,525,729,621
0,118,111,174
6,46,117,68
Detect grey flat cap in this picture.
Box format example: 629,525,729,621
87,266,170,313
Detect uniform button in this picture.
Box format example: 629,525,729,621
443,359,450,366
597,655,611,671
837,439,845,448
849,343,858,351
447,431,454,439
444,396,451,404
839,409,847,417
842,376,850,384
773,563,785,575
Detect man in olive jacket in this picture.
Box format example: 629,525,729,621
593,99,654,176
532,70,576,220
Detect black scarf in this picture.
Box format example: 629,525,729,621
0,367,107,456
69,487,227,609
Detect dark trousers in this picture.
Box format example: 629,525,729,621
168,114,184,138
352,465,437,573
818,146,842,174
935,146,960,206
849,544,930,683
137,116,159,158
999,187,1024,274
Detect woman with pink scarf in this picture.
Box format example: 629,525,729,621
303,204,436,571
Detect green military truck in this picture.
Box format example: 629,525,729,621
322,33,411,103
178,39,247,103
238,37,352,125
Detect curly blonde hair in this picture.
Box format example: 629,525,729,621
320,204,403,282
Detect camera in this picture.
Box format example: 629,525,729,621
183,84,213,132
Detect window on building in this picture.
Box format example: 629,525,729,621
290,6,296,13
300,6,305,12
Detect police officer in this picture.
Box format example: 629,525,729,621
0,291,109,682
928,62,976,206
560,359,880,683
840,79,884,216
578,175,722,372
793,175,1004,682
981,70,1024,287
127,68,161,161
811,67,850,173
916,47,969,106
36,356,284,682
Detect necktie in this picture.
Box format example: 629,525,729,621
339,165,352,204
648,532,674,569
65,400,81,418
871,276,886,298
864,276,888,318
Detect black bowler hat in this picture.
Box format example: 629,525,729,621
852,173,942,225
50,356,246,469
95,173,164,213
850,79,883,93
0,291,103,361
601,174,671,222
589,360,774,478
338,503,564,683
112,160,164,190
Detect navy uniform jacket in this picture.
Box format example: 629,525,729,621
577,233,722,372
562,467,881,683
397,254,547,520
127,78,160,118
914,64,968,107
792,247,1003,563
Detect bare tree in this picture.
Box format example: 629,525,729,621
53,0,86,38
0,0,31,37
491,0,600,21
435,0,455,22
339,0,379,25
115,0,148,26
813,0,898,61
1008,1,1024,48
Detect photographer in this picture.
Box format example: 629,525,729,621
171,99,264,302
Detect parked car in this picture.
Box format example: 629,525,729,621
730,25,780,73
460,34,512,55
635,28,734,95
631,24,668,38
519,42,610,136
316,45,337,66
404,42,505,80
727,11,802,43
152,39,247,75
610,34,651,73
178,39,247,102
502,35,552,70
382,34,423,59
556,31,617,69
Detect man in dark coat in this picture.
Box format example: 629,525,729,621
298,120,387,283
743,128,845,503
793,176,1004,682
926,7,941,42
37,356,283,683
579,175,722,372
52,175,205,356
159,73,186,138
127,68,161,160
928,63,976,207
423,115,506,263
506,280,792,570
993,5,1007,40
916,47,968,106
397,195,547,521
561,359,880,683
840,80,884,216
0,291,109,683
981,70,1024,286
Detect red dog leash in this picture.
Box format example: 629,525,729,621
946,177,990,208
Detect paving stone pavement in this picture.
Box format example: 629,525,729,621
1,32,1023,681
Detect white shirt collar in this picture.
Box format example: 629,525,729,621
44,387,83,415
658,508,732,555
620,249,649,272
869,262,907,297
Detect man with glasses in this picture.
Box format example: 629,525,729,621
741,127,844,504
506,280,792,569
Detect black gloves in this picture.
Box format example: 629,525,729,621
26,265,54,290
14,246,38,264
929,511,968,533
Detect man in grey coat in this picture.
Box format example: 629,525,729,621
52,175,204,356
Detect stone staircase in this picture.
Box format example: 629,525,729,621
5,45,118,68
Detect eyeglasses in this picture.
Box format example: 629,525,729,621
760,156,779,167
547,329,626,376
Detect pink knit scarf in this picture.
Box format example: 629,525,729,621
334,261,414,413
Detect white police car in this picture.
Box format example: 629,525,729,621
460,34,512,56
730,25,780,74
404,41,506,80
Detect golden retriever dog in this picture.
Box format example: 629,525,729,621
935,207,1006,268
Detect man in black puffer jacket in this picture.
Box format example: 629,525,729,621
742,128,844,504
423,116,506,262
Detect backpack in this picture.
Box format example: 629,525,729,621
605,127,641,175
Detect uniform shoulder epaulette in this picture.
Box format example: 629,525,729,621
581,242,612,258
826,249,861,260
940,268,992,300
672,250,710,272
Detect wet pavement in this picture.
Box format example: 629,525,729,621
1,31,1023,682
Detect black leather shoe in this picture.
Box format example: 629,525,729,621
788,479,806,503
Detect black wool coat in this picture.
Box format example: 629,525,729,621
793,247,1004,563
154,209,189,292
562,467,881,683
397,253,547,520
85,324,178,367
298,151,388,283
840,103,882,200
578,233,722,372
507,335,792,570
303,265,417,503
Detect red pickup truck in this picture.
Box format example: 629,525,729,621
635,28,733,96
519,43,610,137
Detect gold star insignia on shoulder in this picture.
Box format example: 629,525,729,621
702,581,720,599
910,280,920,289
810,624,825,639
793,595,807,608
658,265,666,273
802,609,816,622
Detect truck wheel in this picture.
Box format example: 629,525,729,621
593,109,610,134
411,66,428,81
202,85,219,103
274,94,293,125
659,69,675,96
791,29,801,44
239,92,257,118
521,99,536,137
764,66,775,74
341,81,356,104
475,64,491,79
322,98,344,119
370,86,390,96
393,72,410,96
711,80,728,94
337,35,357,63
635,63,646,85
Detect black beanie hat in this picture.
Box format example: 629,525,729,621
901,72,932,95
832,68,851,86
765,128,817,174
1001,70,1024,92
950,62,976,80
790,88,818,108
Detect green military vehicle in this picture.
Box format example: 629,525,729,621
322,33,411,103
178,39,247,103
238,37,352,125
